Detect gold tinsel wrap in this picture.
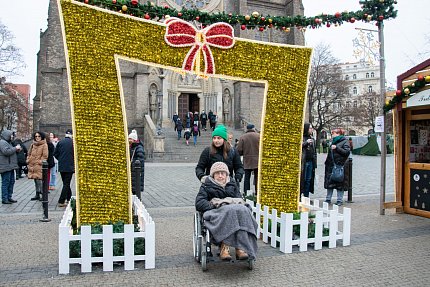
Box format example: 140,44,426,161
59,0,311,225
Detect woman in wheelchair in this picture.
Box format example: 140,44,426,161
195,162,258,261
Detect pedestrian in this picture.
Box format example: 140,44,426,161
237,124,260,195
0,130,22,204
193,111,199,127
27,131,49,201
49,132,59,190
55,129,75,207
195,161,258,261
196,124,244,185
192,123,200,146
184,128,191,145
300,123,317,199
13,137,27,180
128,129,145,197
45,135,56,191
172,112,178,131
176,117,183,140
186,112,191,128
324,128,350,206
209,112,218,131
200,110,208,131
348,137,354,151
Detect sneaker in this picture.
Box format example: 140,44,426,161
8,199,17,203
2,200,12,204
324,200,331,204
336,201,343,206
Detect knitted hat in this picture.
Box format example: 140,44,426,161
247,123,255,130
128,129,138,141
65,129,73,135
210,161,230,177
212,125,228,140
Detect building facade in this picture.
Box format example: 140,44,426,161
33,0,304,137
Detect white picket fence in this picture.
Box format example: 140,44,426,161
246,196,351,253
58,195,155,274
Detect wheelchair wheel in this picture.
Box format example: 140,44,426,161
193,213,202,262
201,240,207,271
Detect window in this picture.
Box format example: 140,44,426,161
353,87,357,94
353,74,357,79
353,101,357,108
366,72,369,78
346,102,350,108
371,72,375,77
368,85,373,93
345,75,349,80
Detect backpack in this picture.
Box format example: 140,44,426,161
193,125,199,133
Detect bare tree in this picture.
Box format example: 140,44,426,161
307,43,350,143
348,91,380,132
0,20,26,77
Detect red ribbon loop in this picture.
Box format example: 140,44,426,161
164,18,235,75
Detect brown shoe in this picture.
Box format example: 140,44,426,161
57,203,67,207
235,248,249,260
219,242,232,261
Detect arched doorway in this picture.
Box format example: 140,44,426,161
178,93,199,120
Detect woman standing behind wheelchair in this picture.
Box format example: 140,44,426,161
324,128,350,206
195,162,258,261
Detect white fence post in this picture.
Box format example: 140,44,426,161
299,212,308,252
343,207,351,246
145,221,156,269
281,212,294,254
103,225,113,272
58,225,70,274
124,224,135,271
314,210,323,250
270,208,278,248
262,205,269,243
328,209,338,248
81,226,92,273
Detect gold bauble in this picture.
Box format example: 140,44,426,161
268,18,273,23
252,11,259,18
122,5,127,12
425,75,430,82
404,88,410,95
245,14,251,21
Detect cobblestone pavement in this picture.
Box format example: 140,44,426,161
1,155,430,286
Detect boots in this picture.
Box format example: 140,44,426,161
219,242,232,261
31,192,41,201
235,248,249,260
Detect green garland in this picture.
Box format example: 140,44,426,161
384,76,430,113
77,0,397,31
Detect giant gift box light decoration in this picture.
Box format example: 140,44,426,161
58,0,312,225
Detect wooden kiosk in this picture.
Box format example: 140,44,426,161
390,58,430,218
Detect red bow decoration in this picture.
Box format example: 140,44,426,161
164,17,235,75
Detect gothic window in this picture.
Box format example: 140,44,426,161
345,75,349,80
368,85,373,93
353,74,357,79
353,101,357,108
371,72,375,77
346,101,350,108
353,87,357,94
366,72,369,78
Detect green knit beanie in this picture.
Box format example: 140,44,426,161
212,125,228,141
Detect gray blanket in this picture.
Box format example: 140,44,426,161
203,204,258,259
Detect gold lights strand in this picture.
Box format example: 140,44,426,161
61,0,311,224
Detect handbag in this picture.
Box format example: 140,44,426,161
329,150,345,183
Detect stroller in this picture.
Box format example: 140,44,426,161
192,211,255,271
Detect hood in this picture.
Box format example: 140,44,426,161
1,130,13,142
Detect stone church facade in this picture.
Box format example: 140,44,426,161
33,0,304,136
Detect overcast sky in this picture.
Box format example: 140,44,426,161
0,0,429,99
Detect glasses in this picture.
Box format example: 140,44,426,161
35,135,41,138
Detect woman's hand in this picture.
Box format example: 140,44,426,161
331,145,336,150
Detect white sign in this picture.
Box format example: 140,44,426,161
375,116,384,133
406,88,430,108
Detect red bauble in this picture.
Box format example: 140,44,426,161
84,0,89,3
335,12,341,18
418,75,424,81
164,5,169,9
144,13,150,19
378,15,384,21
195,16,200,21
396,90,402,96
131,0,138,5
259,27,264,32
350,17,356,23
241,24,246,30
314,18,320,24
177,12,182,17
261,17,265,21
282,26,286,30
228,13,232,17
326,22,331,28
269,24,273,28
112,0,117,3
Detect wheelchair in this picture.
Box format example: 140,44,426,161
193,211,254,271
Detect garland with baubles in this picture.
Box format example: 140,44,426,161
77,0,397,32
384,76,430,113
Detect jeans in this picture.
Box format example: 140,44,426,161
302,160,313,198
59,172,74,204
1,170,15,201
244,168,258,194
49,163,57,187
193,135,198,145
326,188,344,204
34,179,42,193
177,130,182,140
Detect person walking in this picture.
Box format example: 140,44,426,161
55,129,75,207
192,123,200,146
27,131,49,201
176,117,183,140
196,124,244,185
48,132,59,190
300,123,317,199
237,124,260,195
183,128,191,145
324,128,350,206
172,112,178,131
46,135,56,190
13,137,27,180
128,130,145,197
200,110,208,131
0,130,22,204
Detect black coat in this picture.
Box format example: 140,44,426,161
195,177,242,213
196,146,244,182
300,134,317,194
324,137,350,190
54,136,74,173
47,141,55,169
130,142,145,194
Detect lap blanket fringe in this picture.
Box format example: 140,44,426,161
203,204,258,259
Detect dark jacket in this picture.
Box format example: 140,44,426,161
54,136,75,173
13,139,28,167
195,177,242,213
196,146,244,182
47,141,55,169
176,119,183,131
130,141,145,194
300,133,317,194
184,130,191,140
323,136,350,190
0,130,19,173
200,112,208,124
